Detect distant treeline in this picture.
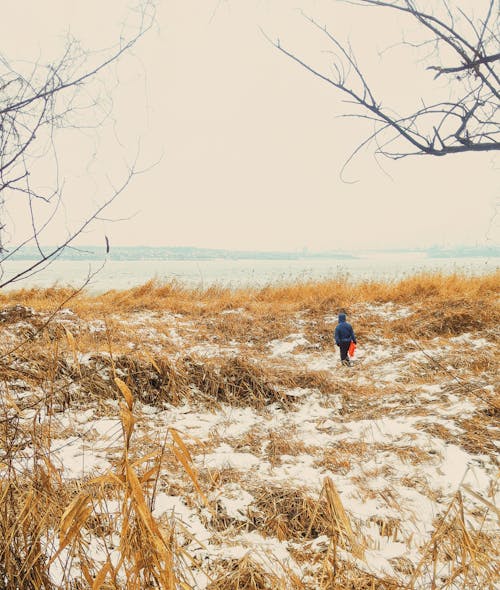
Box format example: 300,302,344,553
3,245,498,262
4,245,357,262
427,246,499,258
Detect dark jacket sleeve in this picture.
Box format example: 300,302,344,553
334,325,340,345
351,327,357,344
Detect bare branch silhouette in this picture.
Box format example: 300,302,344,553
268,0,499,165
0,1,156,286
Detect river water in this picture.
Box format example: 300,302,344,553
1,253,498,293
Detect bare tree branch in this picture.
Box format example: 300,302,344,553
271,0,500,165
0,1,156,285
428,52,500,77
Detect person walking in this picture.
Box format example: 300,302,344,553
335,312,356,366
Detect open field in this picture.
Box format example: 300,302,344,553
0,272,498,589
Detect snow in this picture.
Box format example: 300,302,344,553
214,483,255,521
4,300,497,589
153,493,211,541
88,319,106,333
334,416,420,443
201,444,261,470
266,454,324,486
449,333,491,348
208,531,303,577
49,437,112,479
220,308,246,315
268,333,310,356
188,343,240,357
168,326,184,345
361,302,414,319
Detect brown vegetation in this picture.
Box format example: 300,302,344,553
0,272,498,588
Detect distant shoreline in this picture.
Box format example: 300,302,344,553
3,244,499,262
1,254,498,293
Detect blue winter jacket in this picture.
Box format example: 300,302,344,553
334,313,356,345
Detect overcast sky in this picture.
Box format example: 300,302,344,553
2,0,499,252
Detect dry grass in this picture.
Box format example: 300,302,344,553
247,479,364,558
0,378,190,589
3,271,498,320
264,429,319,466
0,271,498,589
408,491,500,590
389,298,499,338
207,556,286,590
456,414,500,458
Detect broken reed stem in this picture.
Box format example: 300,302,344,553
308,477,365,561
322,476,365,560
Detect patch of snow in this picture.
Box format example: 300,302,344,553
434,394,476,418
88,319,106,333
206,531,303,578
188,343,239,357
419,383,443,398
220,308,246,315
168,408,231,439
49,437,111,479
334,416,420,444
285,387,314,398
215,406,260,438
201,443,260,470
91,418,123,439
77,352,93,365
269,334,309,356
168,327,184,345
268,454,324,487
152,493,212,544
124,311,158,326
363,344,399,363
362,302,414,320
305,352,338,371
449,333,491,348
214,483,254,521
137,402,160,415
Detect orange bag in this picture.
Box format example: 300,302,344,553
348,341,356,358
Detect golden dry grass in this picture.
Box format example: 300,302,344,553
0,378,190,589
0,271,498,589
2,270,498,318
206,556,286,590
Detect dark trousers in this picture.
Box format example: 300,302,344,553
339,341,350,362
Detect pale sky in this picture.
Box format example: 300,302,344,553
1,0,498,252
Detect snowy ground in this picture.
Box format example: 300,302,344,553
0,301,498,588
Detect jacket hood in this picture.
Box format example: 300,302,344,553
338,313,347,323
